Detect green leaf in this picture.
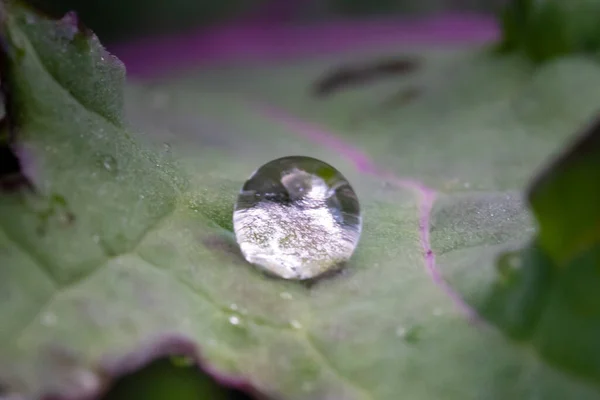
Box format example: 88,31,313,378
481,117,600,383
3,1,600,400
499,0,600,62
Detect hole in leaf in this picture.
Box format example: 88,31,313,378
101,356,259,400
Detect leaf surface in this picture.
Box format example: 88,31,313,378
2,2,600,399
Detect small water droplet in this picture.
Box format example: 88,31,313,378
41,312,57,326
290,320,302,329
229,303,239,311
279,292,293,300
139,194,145,200
229,315,241,326
100,155,117,173
163,143,172,153
233,156,362,280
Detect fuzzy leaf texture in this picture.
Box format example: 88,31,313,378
1,1,600,399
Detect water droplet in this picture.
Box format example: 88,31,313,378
99,155,117,173
279,292,293,300
229,315,241,326
139,194,145,200
290,320,302,329
229,303,239,311
233,156,362,280
41,312,57,326
163,143,172,153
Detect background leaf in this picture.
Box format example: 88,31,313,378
2,1,600,400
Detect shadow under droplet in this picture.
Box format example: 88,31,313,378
300,262,354,289
202,235,246,262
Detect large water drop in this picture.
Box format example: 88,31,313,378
233,156,361,280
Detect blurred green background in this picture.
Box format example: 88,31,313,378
27,0,506,42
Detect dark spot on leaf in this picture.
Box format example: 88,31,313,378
35,193,76,235
312,57,420,97
402,324,424,344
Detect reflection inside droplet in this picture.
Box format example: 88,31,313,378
233,156,362,280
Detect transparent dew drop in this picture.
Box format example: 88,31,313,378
98,154,117,173
233,156,362,280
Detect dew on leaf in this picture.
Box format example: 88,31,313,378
233,156,362,280
228,316,241,326
98,154,117,173
229,303,239,311
289,320,303,329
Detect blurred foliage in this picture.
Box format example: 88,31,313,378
26,0,506,42
102,357,255,400
24,0,255,41
499,0,600,62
